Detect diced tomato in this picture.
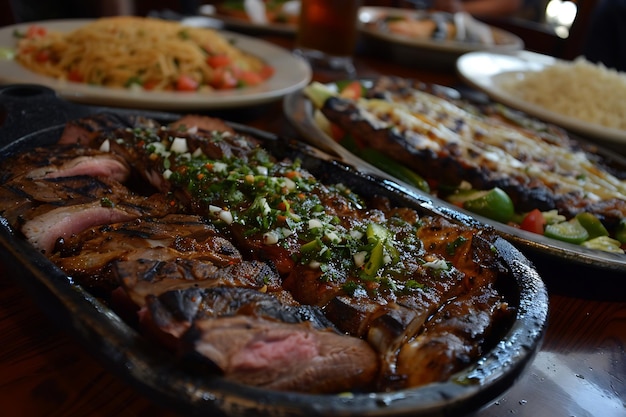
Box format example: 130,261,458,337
34,49,50,63
238,70,263,87
339,80,363,100
285,171,301,179
26,25,47,38
67,69,84,83
329,123,346,142
258,65,275,80
210,68,237,89
520,209,546,234
207,54,232,68
142,79,159,90
175,74,199,91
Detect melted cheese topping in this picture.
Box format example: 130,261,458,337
355,90,626,201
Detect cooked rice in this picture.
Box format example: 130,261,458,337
498,57,626,131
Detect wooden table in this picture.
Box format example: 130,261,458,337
1,32,625,417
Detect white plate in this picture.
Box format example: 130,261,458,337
0,19,311,110
358,7,523,54
457,50,626,144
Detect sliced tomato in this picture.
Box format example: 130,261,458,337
339,80,363,100
34,49,50,63
67,69,84,83
329,123,346,142
258,65,275,80
175,74,199,91
520,209,546,234
210,68,237,90
142,79,159,90
207,54,232,68
238,70,263,87
26,25,47,38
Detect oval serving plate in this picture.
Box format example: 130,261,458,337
0,85,548,416
358,7,523,69
283,80,626,282
198,3,298,35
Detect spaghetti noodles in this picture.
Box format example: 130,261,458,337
15,16,274,91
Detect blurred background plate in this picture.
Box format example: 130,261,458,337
198,3,297,35
358,7,523,69
0,19,311,110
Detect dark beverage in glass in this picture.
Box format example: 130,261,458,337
296,0,361,68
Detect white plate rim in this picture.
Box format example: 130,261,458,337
357,6,524,54
0,19,312,110
457,50,626,144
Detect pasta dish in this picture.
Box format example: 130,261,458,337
14,16,274,91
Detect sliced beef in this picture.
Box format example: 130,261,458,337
146,286,329,338
22,193,172,255
184,315,378,393
144,286,379,393
28,153,130,183
58,113,160,146
394,285,513,389
0,144,130,184
116,260,280,308
0,174,130,227
49,214,245,295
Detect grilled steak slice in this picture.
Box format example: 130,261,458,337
286,212,502,385
395,285,512,389
0,174,172,255
0,144,130,184
145,286,379,393
22,199,166,255
0,174,132,227
116,260,280,307
0,139,182,257
183,315,378,393
0,144,173,256
146,286,329,338
50,214,245,295
58,113,160,147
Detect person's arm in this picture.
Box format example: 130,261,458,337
431,0,523,17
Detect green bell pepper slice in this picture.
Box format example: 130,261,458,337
575,212,609,239
449,187,514,224
363,223,398,277
614,218,626,244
